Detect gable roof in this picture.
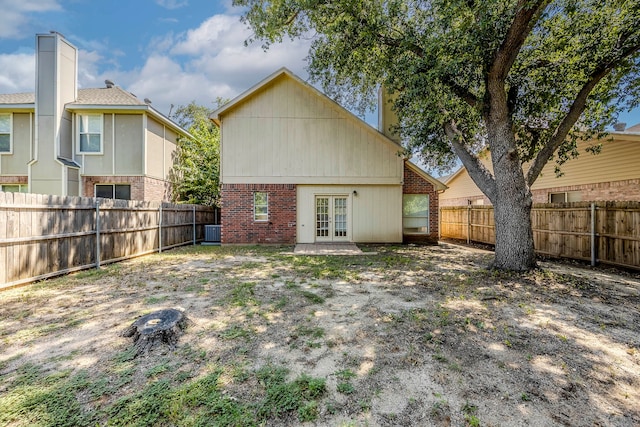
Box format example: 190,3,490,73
406,161,448,191
0,92,34,105
210,68,397,152
71,87,147,106
211,67,445,188
0,86,189,137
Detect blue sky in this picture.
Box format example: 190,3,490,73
0,0,314,117
0,0,638,130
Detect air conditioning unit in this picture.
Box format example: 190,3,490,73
203,225,221,245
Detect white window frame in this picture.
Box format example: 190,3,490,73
549,191,581,203
95,184,131,200
402,194,430,234
0,113,12,154
254,192,268,222
77,114,104,154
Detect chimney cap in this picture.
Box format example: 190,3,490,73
613,122,626,132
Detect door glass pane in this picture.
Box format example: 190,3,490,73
316,197,329,237
334,197,347,237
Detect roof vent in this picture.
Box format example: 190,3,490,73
613,122,626,132
144,98,152,104
105,79,115,88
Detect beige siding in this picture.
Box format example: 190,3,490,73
114,114,143,175
146,117,165,179
441,135,640,205
297,185,402,243
440,153,491,204
1,113,31,175
531,137,640,189
221,76,404,185
67,167,79,196
164,131,176,180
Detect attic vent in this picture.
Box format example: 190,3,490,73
144,98,152,104
613,122,626,132
105,79,115,88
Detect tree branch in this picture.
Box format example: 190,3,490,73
525,45,640,186
489,0,551,81
444,120,497,202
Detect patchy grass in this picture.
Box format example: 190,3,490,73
0,243,639,426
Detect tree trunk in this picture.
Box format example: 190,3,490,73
492,190,537,270
486,109,537,271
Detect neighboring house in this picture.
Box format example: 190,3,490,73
440,127,640,206
0,32,189,201
211,68,446,245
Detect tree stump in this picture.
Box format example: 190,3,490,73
122,308,188,356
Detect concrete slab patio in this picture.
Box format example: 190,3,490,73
293,243,375,255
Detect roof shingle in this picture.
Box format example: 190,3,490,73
0,87,146,106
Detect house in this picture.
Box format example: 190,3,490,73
210,68,446,245
0,32,189,201
440,127,640,206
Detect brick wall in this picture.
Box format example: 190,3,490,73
221,183,297,244
82,175,172,201
531,178,640,203
142,176,172,202
0,176,28,185
403,165,440,244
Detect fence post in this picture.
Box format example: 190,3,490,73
95,200,101,269
158,204,163,253
467,204,471,244
591,203,596,267
193,206,196,245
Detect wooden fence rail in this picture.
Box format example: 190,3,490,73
440,201,640,270
0,192,219,288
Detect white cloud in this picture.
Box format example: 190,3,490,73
0,11,316,120
122,13,313,114
0,0,62,39
0,52,35,93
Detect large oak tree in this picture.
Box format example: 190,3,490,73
235,0,640,270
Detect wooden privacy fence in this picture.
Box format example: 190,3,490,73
440,202,640,270
0,192,220,288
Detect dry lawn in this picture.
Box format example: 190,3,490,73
1,243,639,426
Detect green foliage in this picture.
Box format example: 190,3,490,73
236,0,640,174
170,101,223,207
236,0,640,270
0,361,326,426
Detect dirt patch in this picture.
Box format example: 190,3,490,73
1,243,639,426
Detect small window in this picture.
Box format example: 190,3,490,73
96,184,131,200
254,192,268,221
1,184,27,193
403,194,429,234
78,114,103,153
0,113,11,153
549,191,581,203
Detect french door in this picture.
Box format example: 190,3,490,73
315,195,349,242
